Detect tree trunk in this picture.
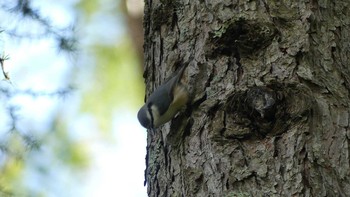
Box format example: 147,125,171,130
143,0,350,196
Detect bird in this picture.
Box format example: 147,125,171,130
137,66,189,129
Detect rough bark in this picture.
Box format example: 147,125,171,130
142,0,350,196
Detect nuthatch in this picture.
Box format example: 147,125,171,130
137,66,189,129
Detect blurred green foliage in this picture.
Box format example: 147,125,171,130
52,119,90,169
0,0,145,196
76,0,145,133
76,0,100,20
80,40,144,132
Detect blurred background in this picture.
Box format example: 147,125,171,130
0,0,147,196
